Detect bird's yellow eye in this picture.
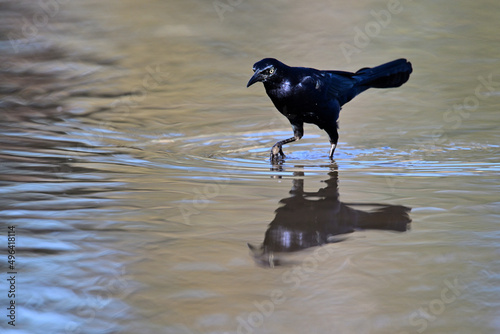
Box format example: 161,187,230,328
269,68,275,74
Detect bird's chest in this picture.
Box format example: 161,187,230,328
268,80,295,99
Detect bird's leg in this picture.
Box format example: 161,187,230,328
327,126,339,160
329,143,337,159
271,137,295,160
270,122,304,161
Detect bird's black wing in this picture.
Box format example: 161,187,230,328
282,70,351,128
291,70,356,104
320,70,363,107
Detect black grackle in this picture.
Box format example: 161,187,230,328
247,58,412,160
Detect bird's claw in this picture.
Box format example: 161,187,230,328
270,144,285,161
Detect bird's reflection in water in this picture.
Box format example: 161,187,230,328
249,167,411,267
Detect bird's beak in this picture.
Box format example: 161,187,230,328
246,70,263,87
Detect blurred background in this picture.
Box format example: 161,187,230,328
1,0,499,333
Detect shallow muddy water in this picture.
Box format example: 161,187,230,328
1,0,499,333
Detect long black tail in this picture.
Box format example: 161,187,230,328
355,58,413,89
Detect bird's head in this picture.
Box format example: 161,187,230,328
246,58,285,87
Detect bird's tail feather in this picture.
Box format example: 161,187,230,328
355,58,413,89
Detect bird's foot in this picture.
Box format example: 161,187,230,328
270,144,285,161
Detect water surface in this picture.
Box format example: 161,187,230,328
1,0,499,333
